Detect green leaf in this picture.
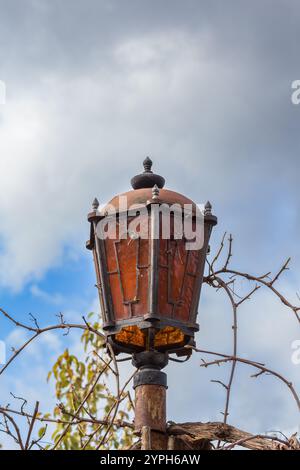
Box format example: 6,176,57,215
38,426,46,438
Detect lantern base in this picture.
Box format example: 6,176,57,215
132,351,168,389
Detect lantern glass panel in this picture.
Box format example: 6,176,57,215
157,214,201,323
115,325,146,348
104,214,150,320
154,326,185,349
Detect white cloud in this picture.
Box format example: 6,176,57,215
0,30,261,290
30,284,64,305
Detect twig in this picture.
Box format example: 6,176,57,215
187,346,300,411
24,401,39,450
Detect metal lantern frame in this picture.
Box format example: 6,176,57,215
86,162,217,357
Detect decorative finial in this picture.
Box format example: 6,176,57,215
131,157,165,190
152,184,160,200
143,156,153,173
204,201,212,215
92,197,99,211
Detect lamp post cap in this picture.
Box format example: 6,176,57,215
131,157,165,190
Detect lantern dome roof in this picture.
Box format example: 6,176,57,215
87,158,217,249
104,187,196,213
88,158,216,225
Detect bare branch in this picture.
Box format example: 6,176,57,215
167,421,299,450
186,346,300,411
24,401,39,450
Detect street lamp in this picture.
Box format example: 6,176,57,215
86,158,217,449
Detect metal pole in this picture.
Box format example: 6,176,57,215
133,351,168,450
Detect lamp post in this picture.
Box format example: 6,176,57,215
86,158,217,449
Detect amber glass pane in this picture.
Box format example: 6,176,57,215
154,326,185,348
104,215,150,320
115,325,146,348
158,237,199,322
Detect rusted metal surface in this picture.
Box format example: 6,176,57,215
141,426,151,450
135,383,168,449
133,351,168,449
135,384,166,433
103,188,197,214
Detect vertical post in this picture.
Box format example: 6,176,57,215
133,352,168,450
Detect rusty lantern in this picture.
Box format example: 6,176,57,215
86,158,217,359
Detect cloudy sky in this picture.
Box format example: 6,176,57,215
0,0,299,448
